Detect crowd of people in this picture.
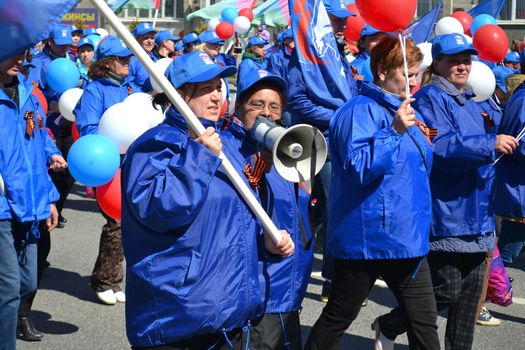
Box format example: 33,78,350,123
1,0,525,349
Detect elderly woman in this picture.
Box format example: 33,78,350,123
305,36,440,350
121,51,294,349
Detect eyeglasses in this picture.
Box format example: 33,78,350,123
115,55,131,64
247,101,282,114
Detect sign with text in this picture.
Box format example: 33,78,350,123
62,8,99,28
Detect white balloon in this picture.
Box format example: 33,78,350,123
151,58,174,93
58,88,84,122
233,16,251,34
0,173,5,196
124,93,165,128
96,28,109,38
417,42,433,70
463,34,473,44
208,18,221,31
468,61,496,102
435,17,464,36
98,102,150,154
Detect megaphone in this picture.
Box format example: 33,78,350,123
0,173,5,196
251,116,327,183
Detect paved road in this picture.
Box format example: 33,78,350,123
18,185,525,349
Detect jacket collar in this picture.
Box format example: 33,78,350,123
164,107,224,134
360,82,403,115
430,74,474,105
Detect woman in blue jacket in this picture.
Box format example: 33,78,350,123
305,36,439,350
73,35,133,305
121,51,294,349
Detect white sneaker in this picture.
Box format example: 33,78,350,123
372,319,395,350
114,291,126,303
96,290,117,305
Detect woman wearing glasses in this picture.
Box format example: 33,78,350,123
74,35,133,305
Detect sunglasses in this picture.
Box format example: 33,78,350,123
115,55,132,64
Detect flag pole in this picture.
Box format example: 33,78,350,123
152,0,160,28
89,0,284,244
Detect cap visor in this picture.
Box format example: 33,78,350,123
327,9,356,18
54,38,73,46
114,48,133,57
238,76,287,101
188,66,238,84
442,47,478,56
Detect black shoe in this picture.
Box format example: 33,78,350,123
59,215,67,223
509,276,514,283
17,317,43,341
56,222,65,229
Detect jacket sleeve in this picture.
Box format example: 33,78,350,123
415,91,496,173
43,130,61,161
73,85,102,137
331,101,403,186
47,173,59,204
266,54,282,77
123,137,223,233
500,91,525,164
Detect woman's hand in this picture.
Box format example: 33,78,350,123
392,98,416,135
194,127,222,156
264,230,295,257
46,204,58,231
496,134,519,155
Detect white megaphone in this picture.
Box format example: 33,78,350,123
251,116,327,183
0,173,5,196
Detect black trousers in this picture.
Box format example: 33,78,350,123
250,311,302,350
305,258,439,350
378,251,486,350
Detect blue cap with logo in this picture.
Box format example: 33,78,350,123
96,35,132,59
492,65,514,94
133,22,156,36
83,28,100,37
199,31,222,44
323,0,356,18
71,26,83,34
175,41,184,51
431,33,478,59
50,24,73,46
182,32,199,45
155,30,180,45
360,25,382,38
504,51,520,63
236,67,287,102
78,38,94,49
165,51,237,89
247,36,268,48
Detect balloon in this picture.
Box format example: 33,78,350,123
355,0,416,32
473,24,508,62
344,4,366,41
468,60,496,102
71,122,80,141
470,14,497,36
0,173,5,196
98,101,150,154
450,11,473,34
151,58,174,93
96,169,122,221
221,7,238,24
67,134,120,187
435,17,464,36
32,87,48,114
208,18,221,31
215,22,234,40
124,93,165,128
238,8,254,22
58,88,83,122
417,42,433,70
96,28,109,38
463,34,473,44
233,16,251,34
46,58,80,94
86,34,103,51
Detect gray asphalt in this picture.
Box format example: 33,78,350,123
17,185,525,349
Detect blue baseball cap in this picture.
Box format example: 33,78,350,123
71,26,83,35
492,65,513,94
83,28,100,37
360,25,382,38
431,34,478,59
282,28,293,41
96,35,132,59
78,38,94,49
50,24,73,46
199,31,221,44
504,51,520,63
165,51,237,89
236,67,287,102
323,0,356,18
247,36,268,48
182,32,199,45
276,32,285,42
175,41,184,51
155,30,180,45
133,22,155,36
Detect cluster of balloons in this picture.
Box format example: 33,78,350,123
208,7,254,40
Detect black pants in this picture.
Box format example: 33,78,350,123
305,258,439,350
50,122,75,217
250,311,302,350
378,251,486,350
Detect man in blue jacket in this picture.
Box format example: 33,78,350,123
128,22,157,93
267,28,294,80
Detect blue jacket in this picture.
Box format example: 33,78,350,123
216,52,236,67
73,76,130,136
350,51,369,76
128,52,158,93
0,78,60,222
328,83,433,260
238,54,267,81
121,109,263,346
221,122,314,314
414,76,497,238
31,47,63,102
493,83,525,218
267,46,292,80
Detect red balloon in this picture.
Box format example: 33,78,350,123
215,22,234,40
355,0,416,32
71,122,80,141
96,168,122,221
238,8,254,22
32,87,48,115
473,24,509,62
344,4,366,41
450,11,473,34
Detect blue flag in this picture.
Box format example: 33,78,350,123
288,0,351,109
406,0,442,44
468,0,506,18
0,0,78,62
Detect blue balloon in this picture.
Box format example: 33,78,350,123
471,14,497,36
46,58,80,94
67,135,120,187
362,58,374,82
221,7,238,24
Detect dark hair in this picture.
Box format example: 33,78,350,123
88,57,116,80
151,83,200,110
234,81,287,111
370,36,422,82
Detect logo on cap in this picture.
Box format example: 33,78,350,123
61,29,68,38
200,53,214,65
119,39,126,48
455,35,465,45
257,70,269,78
144,23,151,29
